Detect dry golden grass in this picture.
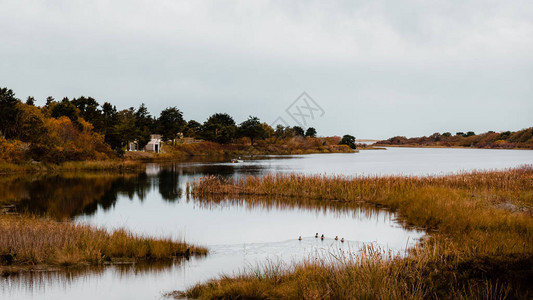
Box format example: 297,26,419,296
0,214,207,269
0,162,47,174
0,160,143,175
54,160,143,171
175,167,533,299
174,244,530,300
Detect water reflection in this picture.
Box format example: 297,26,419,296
5,161,292,220
190,194,388,222
2,148,533,299
5,174,149,219
1,257,205,300
5,164,232,219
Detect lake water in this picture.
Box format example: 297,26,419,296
2,147,533,300
226,147,533,176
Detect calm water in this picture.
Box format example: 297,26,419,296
2,147,533,300
225,147,533,176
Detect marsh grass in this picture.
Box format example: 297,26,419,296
0,160,143,175
0,162,47,174
176,244,530,299
54,160,143,171
177,167,533,299
0,214,207,271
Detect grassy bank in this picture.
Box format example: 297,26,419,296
0,160,143,175
1,139,354,173
124,139,355,162
174,168,533,299
0,214,206,273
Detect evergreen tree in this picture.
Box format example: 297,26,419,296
0,87,21,138
200,113,237,144
45,96,55,107
238,116,267,145
157,107,186,141
305,127,317,137
51,98,79,123
72,96,103,132
102,102,121,150
340,134,356,149
293,126,305,136
134,103,154,148
25,96,35,106
185,120,202,137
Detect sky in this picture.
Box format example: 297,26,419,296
1,0,532,139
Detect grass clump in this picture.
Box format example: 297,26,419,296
0,214,206,269
176,167,533,299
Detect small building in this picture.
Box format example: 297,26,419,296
127,140,139,151
145,134,162,153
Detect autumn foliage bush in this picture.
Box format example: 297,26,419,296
1,103,114,164
0,137,26,163
38,117,114,163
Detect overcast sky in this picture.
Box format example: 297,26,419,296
1,0,532,139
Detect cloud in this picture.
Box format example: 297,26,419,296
1,0,532,138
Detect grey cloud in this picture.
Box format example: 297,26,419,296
0,0,531,139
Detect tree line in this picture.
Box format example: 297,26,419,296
0,87,328,162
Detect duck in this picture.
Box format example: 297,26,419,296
298,236,302,241
315,233,318,238
340,238,344,243
320,234,325,240
334,236,338,241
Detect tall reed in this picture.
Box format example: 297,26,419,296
0,214,207,269
178,167,533,299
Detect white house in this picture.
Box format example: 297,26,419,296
127,140,139,151
145,134,162,153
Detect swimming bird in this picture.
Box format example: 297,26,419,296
340,238,344,243
315,233,318,238
335,236,338,241
298,236,302,241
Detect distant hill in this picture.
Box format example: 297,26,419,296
375,128,533,149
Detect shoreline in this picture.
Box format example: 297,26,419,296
0,160,144,175
0,146,357,175
374,144,533,150
3,144,531,175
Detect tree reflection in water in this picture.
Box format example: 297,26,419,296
2,162,256,220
